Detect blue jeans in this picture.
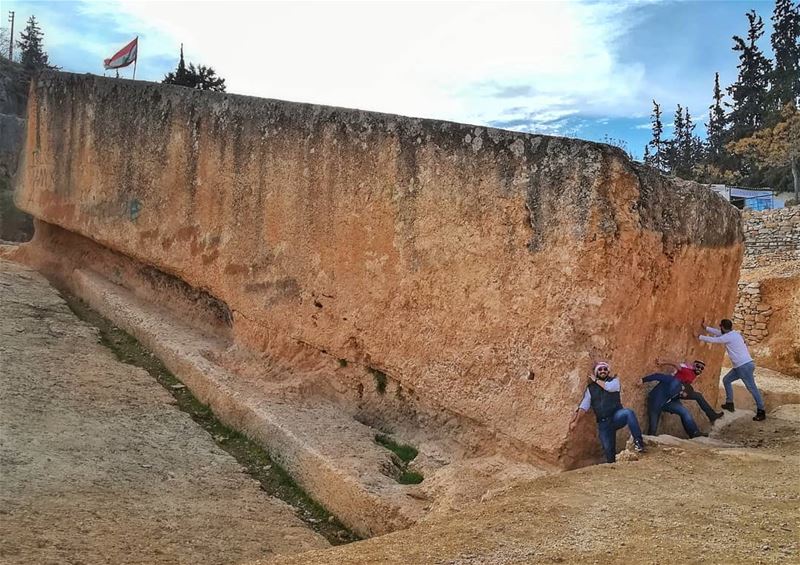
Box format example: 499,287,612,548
661,399,701,437
597,408,644,463
684,387,719,421
648,398,700,437
722,362,764,410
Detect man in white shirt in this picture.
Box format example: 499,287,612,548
569,361,646,463
699,318,765,421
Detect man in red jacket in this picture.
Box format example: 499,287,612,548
655,358,724,423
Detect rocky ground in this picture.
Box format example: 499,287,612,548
263,405,800,565
2,256,798,565
0,259,328,564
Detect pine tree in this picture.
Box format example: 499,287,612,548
682,107,699,176
643,144,651,165
706,72,728,165
189,63,225,92
646,100,666,171
163,44,226,92
727,10,772,140
665,104,686,175
163,44,192,87
770,0,800,110
16,16,51,70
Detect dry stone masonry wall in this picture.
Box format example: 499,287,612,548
742,207,800,269
734,281,772,344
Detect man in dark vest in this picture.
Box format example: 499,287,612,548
569,361,646,463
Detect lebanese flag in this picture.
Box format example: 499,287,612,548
104,37,138,69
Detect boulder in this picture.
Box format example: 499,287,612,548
13,72,744,467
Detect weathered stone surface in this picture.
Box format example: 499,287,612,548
14,72,743,468
748,271,800,376
0,58,33,241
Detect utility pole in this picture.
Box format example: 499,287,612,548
7,11,14,61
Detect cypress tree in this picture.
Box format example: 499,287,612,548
665,104,686,175
163,44,193,87
706,72,728,165
163,44,226,92
646,100,666,171
727,10,772,140
682,107,699,177
770,0,800,110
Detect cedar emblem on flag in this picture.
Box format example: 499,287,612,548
104,37,138,70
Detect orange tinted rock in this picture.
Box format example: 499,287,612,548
14,72,744,467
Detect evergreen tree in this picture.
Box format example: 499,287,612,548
16,16,51,70
643,144,651,165
163,44,192,86
727,10,772,140
163,44,226,92
0,27,12,61
665,104,686,175
770,0,800,110
682,107,700,175
189,64,225,92
646,100,666,171
706,72,728,164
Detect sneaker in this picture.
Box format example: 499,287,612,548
721,402,735,412
690,431,709,438
753,409,766,421
633,440,646,453
709,411,725,423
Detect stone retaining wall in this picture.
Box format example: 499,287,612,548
742,207,800,269
733,281,772,344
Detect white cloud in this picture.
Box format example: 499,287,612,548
75,0,646,122
68,0,660,132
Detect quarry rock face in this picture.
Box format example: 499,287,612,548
15,72,744,467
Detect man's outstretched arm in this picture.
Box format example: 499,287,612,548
642,373,671,384
699,333,730,344
655,358,680,372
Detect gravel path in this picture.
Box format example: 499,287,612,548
0,259,327,565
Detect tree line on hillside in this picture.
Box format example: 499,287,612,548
644,0,799,203
0,16,226,92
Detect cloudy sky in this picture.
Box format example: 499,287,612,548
3,0,780,158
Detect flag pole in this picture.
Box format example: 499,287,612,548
132,36,138,80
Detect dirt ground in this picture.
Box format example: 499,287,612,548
264,409,800,565
0,259,328,564
2,255,799,565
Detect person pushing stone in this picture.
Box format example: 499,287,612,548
640,371,704,438
654,357,724,424
698,319,765,421
570,361,645,463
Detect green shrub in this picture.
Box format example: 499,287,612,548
375,434,418,463
368,367,387,394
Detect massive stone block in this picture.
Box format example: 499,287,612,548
15,72,744,467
